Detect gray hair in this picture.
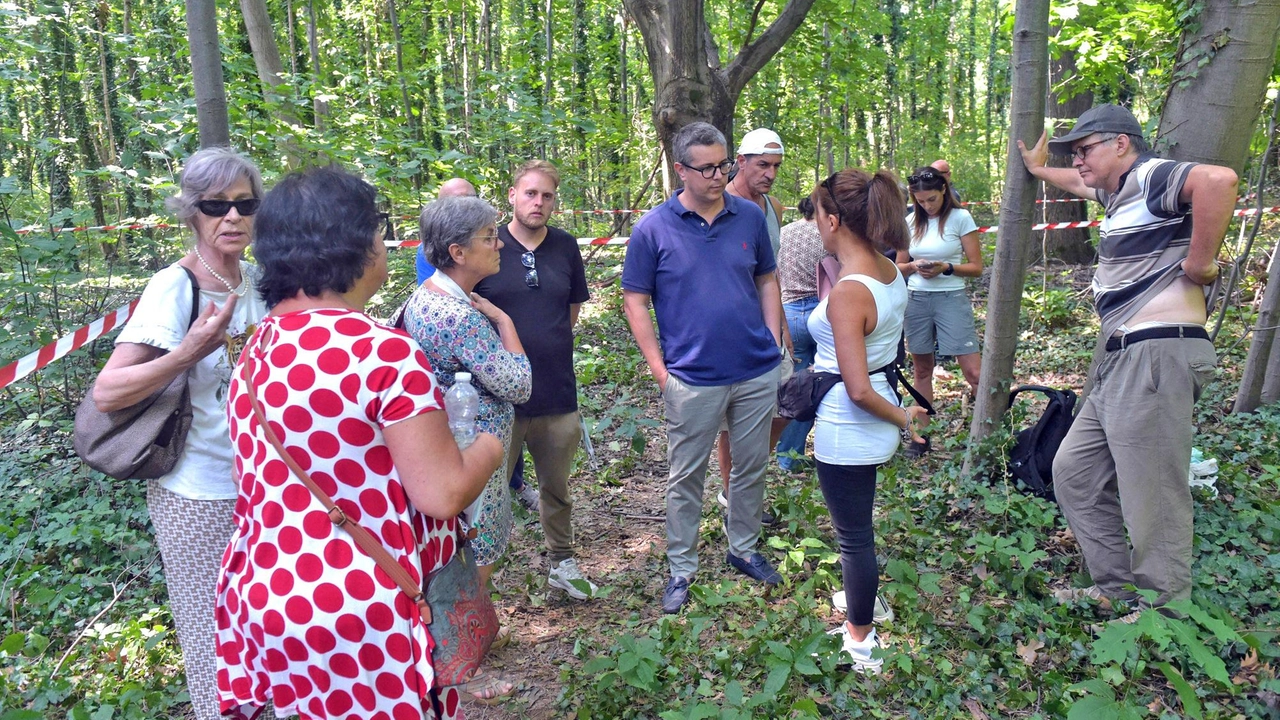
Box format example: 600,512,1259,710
420,196,499,268
672,122,727,167
164,147,265,228
1097,131,1150,154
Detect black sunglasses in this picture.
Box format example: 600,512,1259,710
821,173,847,222
521,251,539,288
907,170,942,185
196,198,260,217
379,212,396,243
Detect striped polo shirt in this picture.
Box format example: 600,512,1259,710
1092,154,1201,337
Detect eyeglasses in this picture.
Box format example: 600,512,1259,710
472,231,500,247
379,212,396,243
683,159,736,179
907,170,941,185
821,173,847,222
1072,138,1114,161
521,251,539,288
196,198,260,217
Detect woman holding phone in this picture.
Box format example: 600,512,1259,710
897,166,983,433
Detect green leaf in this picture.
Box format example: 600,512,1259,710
966,605,989,633
1090,620,1143,666
762,663,790,696
1156,661,1203,719
0,632,24,654
1167,618,1231,686
0,711,44,720
1066,694,1123,720
886,558,918,584
724,679,744,707
792,654,822,676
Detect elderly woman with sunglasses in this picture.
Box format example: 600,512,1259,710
401,198,531,653
89,147,269,720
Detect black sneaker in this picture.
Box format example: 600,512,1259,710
662,576,691,614
726,552,782,585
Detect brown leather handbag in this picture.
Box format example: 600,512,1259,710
239,346,498,687
73,267,201,480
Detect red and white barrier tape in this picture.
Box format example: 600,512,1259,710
15,222,182,235
9,202,1280,390
0,301,137,390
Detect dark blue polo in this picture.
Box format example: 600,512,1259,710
621,190,780,386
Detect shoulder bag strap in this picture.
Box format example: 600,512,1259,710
238,351,435,623
869,361,936,416
179,266,202,331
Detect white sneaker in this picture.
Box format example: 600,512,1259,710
826,624,884,674
831,591,894,623
716,491,729,510
547,558,598,600
514,483,540,512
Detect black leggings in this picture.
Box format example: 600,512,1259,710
815,460,879,626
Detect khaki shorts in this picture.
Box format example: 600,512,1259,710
905,289,980,357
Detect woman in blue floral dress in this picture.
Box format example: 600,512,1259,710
403,197,532,586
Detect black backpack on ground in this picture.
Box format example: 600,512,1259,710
1006,385,1077,500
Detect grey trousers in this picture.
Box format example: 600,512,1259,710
663,364,780,578
1052,336,1216,606
509,411,582,564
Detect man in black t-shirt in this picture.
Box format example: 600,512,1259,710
474,159,597,600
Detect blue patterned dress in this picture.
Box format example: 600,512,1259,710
402,284,532,565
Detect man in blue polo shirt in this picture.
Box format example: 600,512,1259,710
622,121,784,613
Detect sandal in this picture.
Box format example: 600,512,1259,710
490,625,512,651
457,670,516,704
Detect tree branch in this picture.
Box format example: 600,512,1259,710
723,0,818,96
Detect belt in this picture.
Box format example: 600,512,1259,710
1105,325,1209,352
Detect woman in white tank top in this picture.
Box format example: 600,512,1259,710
806,169,928,673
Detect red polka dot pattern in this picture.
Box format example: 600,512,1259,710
215,310,455,719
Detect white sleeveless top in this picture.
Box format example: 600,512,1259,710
808,269,908,465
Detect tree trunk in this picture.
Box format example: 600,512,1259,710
1040,41,1094,264
1157,0,1280,173
622,0,817,178
1157,0,1280,412
240,0,304,163
1235,242,1280,412
386,0,419,141
966,0,1050,456
186,0,231,148
306,0,329,130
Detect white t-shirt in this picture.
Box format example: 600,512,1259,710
904,209,978,292
809,271,908,466
114,262,268,500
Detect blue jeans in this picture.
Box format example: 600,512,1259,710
777,297,818,467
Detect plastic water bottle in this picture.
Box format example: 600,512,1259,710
444,372,479,449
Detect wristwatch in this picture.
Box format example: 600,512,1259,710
942,262,955,276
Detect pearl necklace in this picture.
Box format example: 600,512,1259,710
194,246,247,297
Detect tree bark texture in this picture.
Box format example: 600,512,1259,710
185,0,231,148
621,0,817,182
1234,241,1280,412
1157,0,1280,173
967,0,1049,451
1041,42,1094,264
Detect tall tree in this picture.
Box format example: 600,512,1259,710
966,0,1050,452
1156,0,1280,173
186,0,231,148
240,0,304,155
621,0,817,173
1156,0,1280,412
1040,41,1094,264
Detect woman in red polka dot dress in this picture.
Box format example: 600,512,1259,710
215,167,505,720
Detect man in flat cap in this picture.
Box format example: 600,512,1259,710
1018,104,1237,618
